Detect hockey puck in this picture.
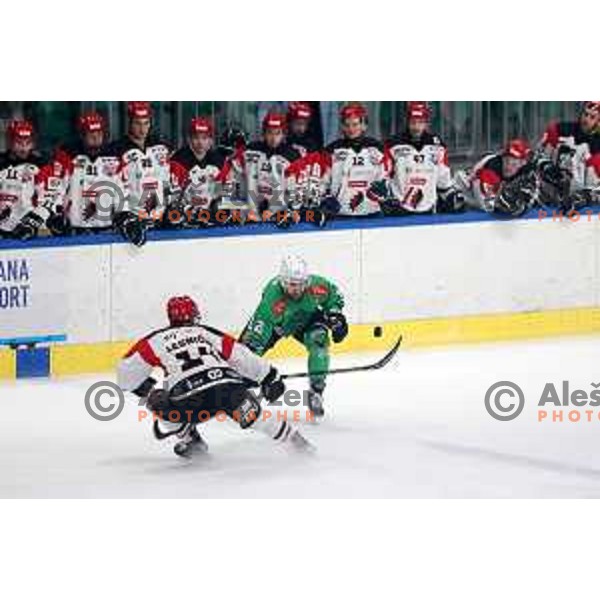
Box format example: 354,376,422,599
373,326,383,338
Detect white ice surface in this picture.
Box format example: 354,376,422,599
2,336,600,498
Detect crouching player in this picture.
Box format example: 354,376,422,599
117,295,311,457
241,255,348,418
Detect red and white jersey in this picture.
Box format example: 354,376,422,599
54,143,123,229
217,151,245,210
110,136,171,216
297,151,328,207
223,141,304,212
385,132,452,213
0,152,60,233
117,324,270,399
457,152,536,212
323,136,385,216
541,121,600,192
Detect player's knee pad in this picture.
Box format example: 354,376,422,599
305,325,329,349
234,393,262,430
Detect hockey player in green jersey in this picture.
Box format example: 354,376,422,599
241,254,348,417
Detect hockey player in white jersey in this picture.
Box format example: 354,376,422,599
455,138,538,217
538,101,600,211
220,112,304,223
117,295,311,457
170,117,228,227
48,112,145,244
322,103,385,217
284,103,328,219
214,127,247,214
369,102,463,215
0,120,62,240
110,102,173,233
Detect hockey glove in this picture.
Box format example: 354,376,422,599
538,160,566,190
307,196,340,227
261,367,286,403
367,179,389,204
326,311,349,343
145,387,171,413
114,211,147,247
437,189,466,213
495,190,524,217
12,211,45,241
495,172,537,217
321,196,341,216
562,189,594,213
380,198,405,216
82,201,97,221
46,206,71,236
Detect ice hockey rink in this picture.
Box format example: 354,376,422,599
1,334,600,499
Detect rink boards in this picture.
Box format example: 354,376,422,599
1,211,599,378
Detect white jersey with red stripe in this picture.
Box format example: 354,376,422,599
117,324,270,398
224,141,303,213
170,146,227,211
297,151,328,207
323,136,385,216
385,132,452,213
0,152,61,233
54,143,123,229
110,136,171,216
541,121,600,192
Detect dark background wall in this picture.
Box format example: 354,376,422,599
0,101,579,164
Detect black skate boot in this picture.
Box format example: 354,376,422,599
307,382,325,418
173,425,208,457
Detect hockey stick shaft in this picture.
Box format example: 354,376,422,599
281,334,403,380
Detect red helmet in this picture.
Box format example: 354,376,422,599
340,103,367,122
189,117,214,136
7,120,34,143
262,112,287,131
166,296,200,326
128,101,152,119
583,101,600,115
287,102,312,121
407,101,431,122
78,112,105,134
504,138,532,160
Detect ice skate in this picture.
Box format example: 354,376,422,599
173,425,208,457
307,387,325,418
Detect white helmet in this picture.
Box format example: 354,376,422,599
279,254,309,288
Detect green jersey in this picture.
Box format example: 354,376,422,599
243,274,345,355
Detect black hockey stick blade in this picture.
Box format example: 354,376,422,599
281,334,403,380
